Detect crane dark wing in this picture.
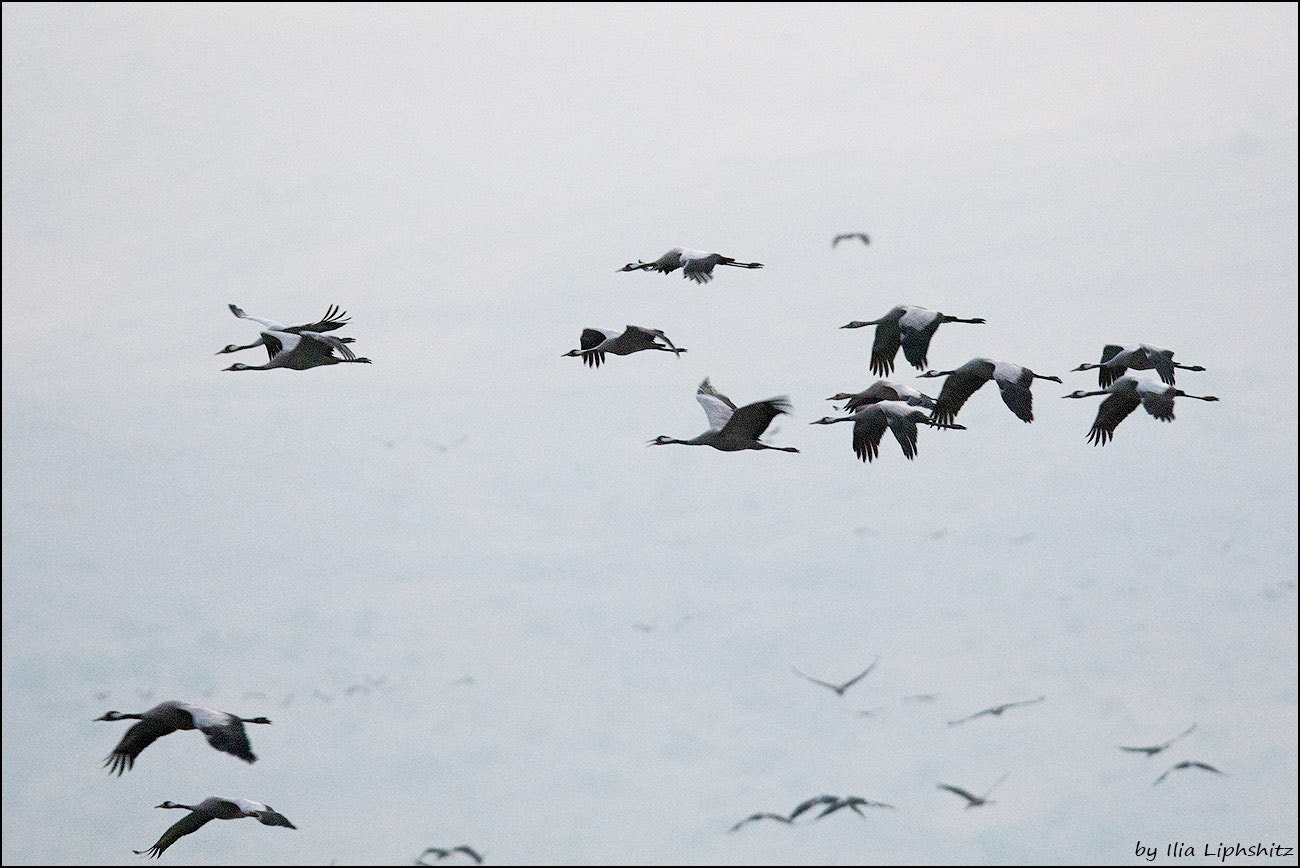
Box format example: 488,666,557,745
262,331,285,361
253,808,296,828
288,305,350,334
1088,390,1141,445
452,846,484,864
720,398,791,442
103,719,174,775
134,811,214,858
886,412,922,459
1149,351,1177,385
198,720,257,763
931,370,989,426
851,412,889,463
869,322,901,377
995,378,1035,423
579,328,607,368
899,318,942,371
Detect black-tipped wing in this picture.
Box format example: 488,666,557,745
135,811,214,858
253,808,296,829
720,398,790,442
579,328,607,368
103,719,174,775
995,378,1035,423
1149,350,1177,385
851,412,889,463
288,305,350,334
1097,345,1126,387
262,331,286,361
869,322,901,377
899,318,942,371
1139,389,1176,421
451,846,484,864
198,720,257,763
886,412,922,459
1088,390,1141,445
931,369,990,426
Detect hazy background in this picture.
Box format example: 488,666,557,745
3,4,1296,865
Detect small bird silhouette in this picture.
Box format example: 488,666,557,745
947,696,1045,726
787,794,841,820
832,233,871,247
1153,761,1225,786
815,795,895,818
938,774,1007,809
791,658,879,696
1118,723,1197,757
728,812,794,833
417,845,484,864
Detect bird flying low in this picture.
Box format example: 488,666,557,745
919,360,1062,425
648,377,798,453
134,797,295,858
562,325,685,368
96,701,271,774
840,305,986,376
1062,376,1218,445
617,248,763,283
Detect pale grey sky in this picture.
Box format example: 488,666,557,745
3,4,1297,865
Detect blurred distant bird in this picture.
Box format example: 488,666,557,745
728,812,794,833
947,696,1045,726
832,233,871,247
134,797,295,858
223,329,371,371
827,380,937,413
648,377,798,453
787,794,841,820
841,305,986,376
791,658,879,696
1153,761,1225,786
810,402,964,463
1119,723,1197,757
219,304,352,355
562,326,685,368
97,701,271,774
815,795,895,818
417,846,484,864
1071,344,1206,388
919,359,1062,425
937,774,1007,809
1062,376,1219,445
618,248,763,283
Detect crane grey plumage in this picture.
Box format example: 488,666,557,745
1062,376,1219,445
648,377,798,453
134,797,295,858
810,402,964,463
826,380,937,413
562,325,685,368
1072,344,1206,388
96,701,271,774
223,329,371,371
219,304,352,355
832,233,871,247
618,248,762,284
840,305,986,376
919,359,1062,425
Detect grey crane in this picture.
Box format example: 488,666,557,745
810,401,965,463
840,305,986,376
938,774,1007,809
134,797,295,858
1062,376,1219,445
218,304,352,355
223,329,371,371
1071,344,1206,388
648,377,798,452
562,326,685,368
96,701,271,774
826,379,937,413
617,247,763,283
947,696,1045,726
1152,760,1225,786
919,359,1062,425
832,233,871,247
791,658,879,696
1119,723,1197,757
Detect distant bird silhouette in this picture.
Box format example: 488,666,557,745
827,379,937,413
815,795,895,818
791,658,879,696
1071,344,1206,388
811,402,964,462
562,326,685,368
222,329,370,371
618,248,763,283
787,794,841,820
1119,723,1197,757
134,797,295,858
840,305,986,376
947,696,1045,726
728,812,794,833
417,846,484,864
648,377,798,452
96,701,271,774
919,359,1062,425
1153,760,1225,786
832,233,871,247
938,774,1007,809
219,304,352,355
1062,376,1219,445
